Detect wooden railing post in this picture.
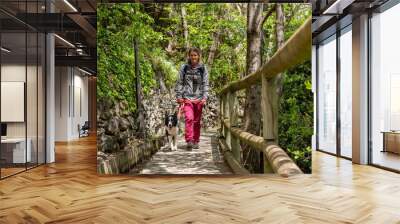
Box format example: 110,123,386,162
261,75,274,173
228,91,241,162
220,95,225,137
224,93,231,149
261,75,275,141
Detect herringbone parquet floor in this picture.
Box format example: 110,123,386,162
0,136,400,223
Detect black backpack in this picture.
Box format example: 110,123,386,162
183,64,205,82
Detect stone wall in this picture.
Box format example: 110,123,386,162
97,98,138,153
96,89,220,174
97,136,164,174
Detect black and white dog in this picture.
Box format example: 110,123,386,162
164,111,179,151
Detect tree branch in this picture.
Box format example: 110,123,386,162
261,4,277,28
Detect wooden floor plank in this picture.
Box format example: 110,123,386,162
0,136,399,223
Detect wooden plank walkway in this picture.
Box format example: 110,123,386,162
132,132,233,174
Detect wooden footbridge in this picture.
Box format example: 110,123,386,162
135,18,311,176
133,132,232,174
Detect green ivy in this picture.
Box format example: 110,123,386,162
278,61,313,173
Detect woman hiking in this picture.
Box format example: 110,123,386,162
175,47,209,150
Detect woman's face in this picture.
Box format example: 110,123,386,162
189,51,199,65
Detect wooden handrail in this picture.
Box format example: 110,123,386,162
218,17,311,96
217,18,310,176
218,138,250,175
223,119,302,177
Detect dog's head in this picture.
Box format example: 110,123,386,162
165,112,178,128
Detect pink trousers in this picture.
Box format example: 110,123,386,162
182,101,203,143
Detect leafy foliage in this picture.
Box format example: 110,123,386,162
97,3,313,172
98,3,249,110
98,4,170,111
278,61,313,173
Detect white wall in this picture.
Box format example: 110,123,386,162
55,66,89,141
55,66,69,141
72,72,89,138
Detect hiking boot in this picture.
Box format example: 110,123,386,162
186,142,193,150
192,143,199,149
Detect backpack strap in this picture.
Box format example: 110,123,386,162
199,65,205,79
183,64,189,81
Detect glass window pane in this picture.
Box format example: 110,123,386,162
0,0,46,179
1,31,27,177
340,27,352,158
318,35,337,154
371,4,400,171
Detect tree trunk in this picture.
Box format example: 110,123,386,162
242,3,264,173
165,4,177,55
266,4,285,143
207,7,225,73
165,31,177,55
134,38,145,137
207,30,221,72
151,59,168,94
180,5,190,51
156,71,167,94
275,4,285,58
